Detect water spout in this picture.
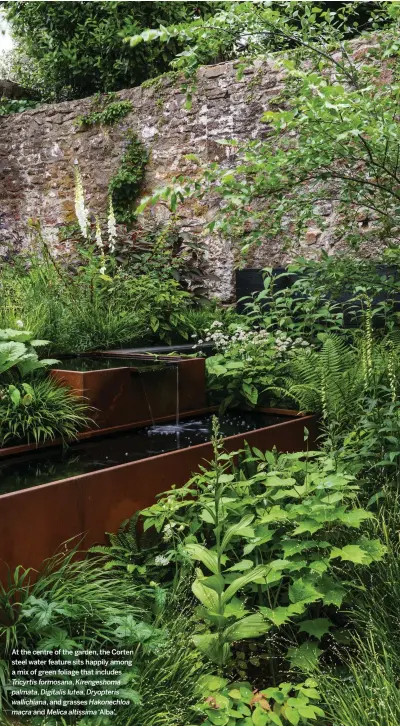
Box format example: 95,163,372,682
175,365,180,449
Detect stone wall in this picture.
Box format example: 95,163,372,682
0,36,385,300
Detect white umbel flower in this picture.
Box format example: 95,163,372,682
74,166,89,239
107,197,117,253
154,554,171,567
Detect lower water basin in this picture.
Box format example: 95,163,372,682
0,412,293,495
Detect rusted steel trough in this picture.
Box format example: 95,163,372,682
0,412,318,582
50,355,207,432
0,352,318,582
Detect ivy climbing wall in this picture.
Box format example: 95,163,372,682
0,37,384,300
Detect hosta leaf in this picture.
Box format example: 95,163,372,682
287,641,323,672
298,618,333,639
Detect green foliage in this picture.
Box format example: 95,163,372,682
193,674,324,726
0,327,58,378
0,546,148,717
319,639,400,726
0,246,194,354
89,513,181,590
126,1,381,80
0,547,208,725
3,1,223,101
123,595,208,726
0,97,37,116
108,129,149,224
76,94,132,128
133,4,400,257
141,420,384,672
205,324,290,411
0,377,90,446
241,267,346,340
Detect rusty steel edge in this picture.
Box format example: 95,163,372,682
0,413,318,582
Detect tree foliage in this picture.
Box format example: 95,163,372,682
2,1,223,101
132,1,400,255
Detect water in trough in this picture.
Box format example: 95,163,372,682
0,411,293,496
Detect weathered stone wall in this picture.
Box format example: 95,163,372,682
0,37,385,300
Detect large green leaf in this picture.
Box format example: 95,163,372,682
0,341,27,373
298,618,333,640
185,544,219,575
287,641,323,672
222,566,268,605
226,559,254,572
260,603,306,626
329,544,368,564
289,578,322,605
357,537,387,564
202,574,226,595
224,613,270,642
192,578,220,610
221,514,255,551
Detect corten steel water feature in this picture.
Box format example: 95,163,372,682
50,356,207,432
0,412,318,582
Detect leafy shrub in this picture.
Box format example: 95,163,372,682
0,254,194,354
204,323,294,410
4,2,222,101
0,548,207,725
141,421,385,672
193,674,324,726
0,377,90,446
